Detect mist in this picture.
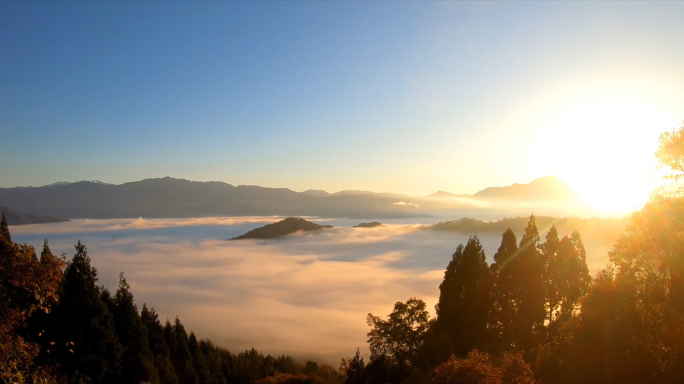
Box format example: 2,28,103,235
10,217,614,364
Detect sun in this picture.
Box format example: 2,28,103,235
529,98,676,215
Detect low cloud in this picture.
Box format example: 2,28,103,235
12,218,612,364
9,216,287,235
393,201,419,208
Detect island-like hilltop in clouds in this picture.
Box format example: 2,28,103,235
230,217,333,240
0,175,588,220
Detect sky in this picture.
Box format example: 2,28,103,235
2,2,684,211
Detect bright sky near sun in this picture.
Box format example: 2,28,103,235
1,2,683,214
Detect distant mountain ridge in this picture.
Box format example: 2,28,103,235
0,206,68,225
472,176,579,201
0,175,586,220
0,177,423,219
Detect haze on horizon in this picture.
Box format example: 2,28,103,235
2,2,684,216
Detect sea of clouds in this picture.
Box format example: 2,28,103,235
10,217,613,364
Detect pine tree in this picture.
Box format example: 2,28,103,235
189,331,211,384
540,226,561,325
0,212,10,245
142,305,179,384
113,272,160,384
490,228,518,352
170,317,199,384
556,232,590,320
436,236,491,356
51,241,123,383
514,215,545,356
344,349,366,384
541,228,591,326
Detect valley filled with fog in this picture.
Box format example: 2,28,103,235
9,216,617,364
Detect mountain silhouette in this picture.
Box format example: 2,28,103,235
230,217,333,240
0,206,68,225
472,176,579,201
0,175,586,220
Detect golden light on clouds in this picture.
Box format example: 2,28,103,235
530,97,677,215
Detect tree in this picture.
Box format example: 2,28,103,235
0,219,64,383
141,304,179,384
189,331,211,384
436,236,491,357
343,349,366,384
539,226,561,325
513,215,545,356
367,298,430,371
169,316,199,384
113,272,160,384
431,350,536,384
655,121,684,180
49,241,123,383
0,212,10,245
541,228,591,325
490,228,518,352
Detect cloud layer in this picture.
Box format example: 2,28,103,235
11,218,613,364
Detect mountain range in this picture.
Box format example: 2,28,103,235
0,175,586,221
0,205,69,225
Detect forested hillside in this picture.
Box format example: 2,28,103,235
0,215,330,384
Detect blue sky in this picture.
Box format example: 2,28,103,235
2,2,683,201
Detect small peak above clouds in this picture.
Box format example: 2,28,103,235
427,190,472,198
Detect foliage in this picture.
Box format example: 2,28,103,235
655,121,684,180
113,272,159,384
431,351,535,384
436,236,491,357
561,197,684,383
367,298,430,370
343,349,366,384
0,214,65,383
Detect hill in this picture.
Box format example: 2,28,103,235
353,221,383,228
230,217,333,240
472,175,579,201
0,206,69,225
429,215,628,246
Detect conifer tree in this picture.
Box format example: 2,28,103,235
189,331,211,384
436,236,491,356
142,305,179,384
514,215,545,356
0,212,10,245
170,317,199,384
198,339,228,384
553,232,590,322
113,272,160,384
52,241,123,383
540,226,561,324
344,349,366,384
490,228,518,352
39,239,52,263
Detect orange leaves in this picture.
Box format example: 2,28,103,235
431,351,535,384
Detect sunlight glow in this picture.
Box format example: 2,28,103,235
530,98,677,215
